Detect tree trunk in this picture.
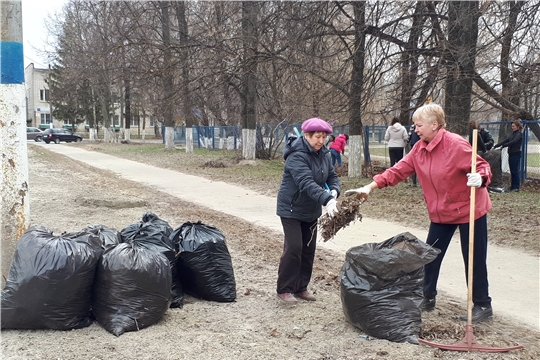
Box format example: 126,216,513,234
185,127,193,153
160,1,176,150
124,77,131,141
241,1,258,160
348,135,364,178
165,126,175,149
348,1,366,178
242,128,256,160
175,1,194,153
444,1,479,135
399,2,424,125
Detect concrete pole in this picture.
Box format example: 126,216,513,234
1,0,29,286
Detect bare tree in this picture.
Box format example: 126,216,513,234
241,1,259,159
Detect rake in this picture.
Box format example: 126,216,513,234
418,129,524,353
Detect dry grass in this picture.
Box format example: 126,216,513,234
72,141,540,256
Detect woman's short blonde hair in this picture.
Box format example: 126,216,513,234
412,103,446,129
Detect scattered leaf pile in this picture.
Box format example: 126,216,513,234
202,160,226,168
319,193,368,242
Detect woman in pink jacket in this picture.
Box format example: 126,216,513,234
329,134,349,167
346,103,494,323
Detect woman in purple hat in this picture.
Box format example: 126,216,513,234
275,117,341,303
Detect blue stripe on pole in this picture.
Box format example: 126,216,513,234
1,41,24,84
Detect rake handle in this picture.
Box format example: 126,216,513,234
467,129,478,325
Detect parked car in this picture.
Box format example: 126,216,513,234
26,127,44,142
42,128,83,144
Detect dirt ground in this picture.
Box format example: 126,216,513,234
1,145,539,360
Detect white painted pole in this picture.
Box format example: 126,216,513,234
1,0,30,286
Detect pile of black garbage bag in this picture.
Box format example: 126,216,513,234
340,232,440,344
1,212,236,336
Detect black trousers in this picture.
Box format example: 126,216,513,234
277,217,317,294
423,215,491,307
509,153,521,190
389,147,404,167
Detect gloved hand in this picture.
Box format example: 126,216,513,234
467,173,482,188
325,198,339,218
493,144,500,149
331,189,338,198
345,185,372,196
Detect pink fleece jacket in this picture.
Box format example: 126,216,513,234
330,134,347,153
373,129,492,224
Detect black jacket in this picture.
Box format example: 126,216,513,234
480,129,494,151
468,128,486,153
408,125,421,147
495,130,523,155
276,136,340,222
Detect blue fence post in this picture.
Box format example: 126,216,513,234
195,126,200,148
364,126,371,166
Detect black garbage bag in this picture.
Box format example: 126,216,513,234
120,212,183,308
125,211,173,238
84,224,121,250
340,232,440,344
483,150,504,191
171,221,236,302
92,242,171,336
1,226,102,330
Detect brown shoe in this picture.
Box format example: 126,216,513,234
277,293,298,303
294,291,316,301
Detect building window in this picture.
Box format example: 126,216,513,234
131,115,140,127
40,113,52,124
40,89,50,101
64,119,74,126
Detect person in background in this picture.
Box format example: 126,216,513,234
385,116,409,166
407,124,421,187
276,118,341,303
494,119,523,192
329,133,349,167
469,121,487,154
346,103,494,323
479,125,494,151
326,134,336,147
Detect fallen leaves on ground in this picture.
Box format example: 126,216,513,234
319,193,368,242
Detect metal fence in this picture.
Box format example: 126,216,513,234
173,125,242,150
363,121,540,182
170,120,540,181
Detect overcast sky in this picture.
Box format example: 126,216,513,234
22,0,67,69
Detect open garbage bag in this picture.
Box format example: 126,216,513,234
91,242,171,336
1,226,102,330
483,150,505,192
121,212,183,308
340,232,440,344
171,221,236,302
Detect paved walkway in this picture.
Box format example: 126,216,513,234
36,143,539,331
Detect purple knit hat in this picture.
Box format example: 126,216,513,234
301,118,333,134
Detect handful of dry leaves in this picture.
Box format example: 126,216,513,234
319,193,368,242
